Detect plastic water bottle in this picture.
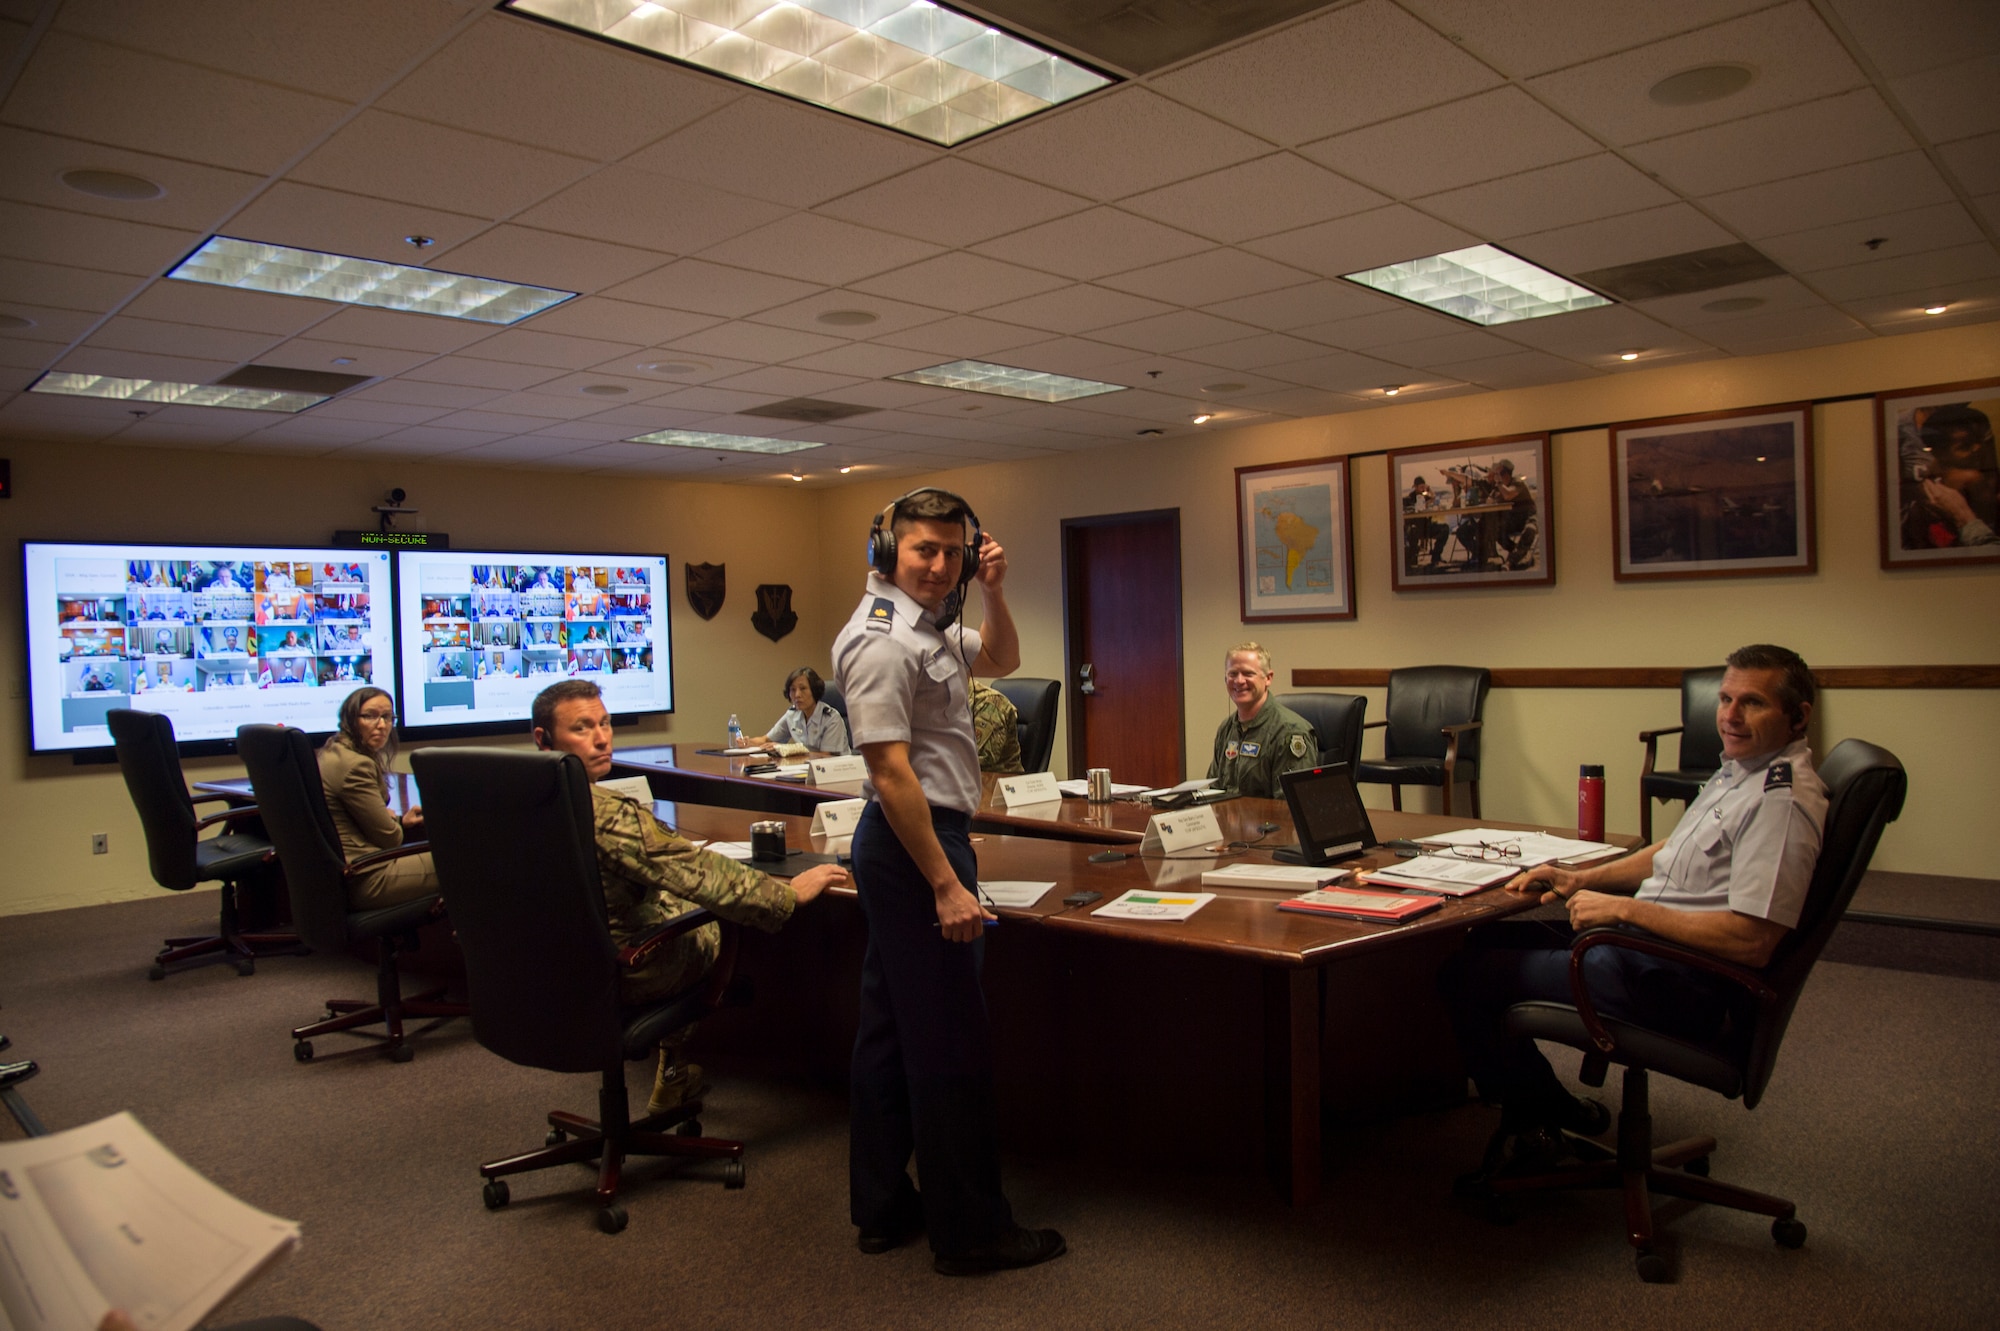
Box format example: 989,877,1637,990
727,713,745,748
1577,764,1605,842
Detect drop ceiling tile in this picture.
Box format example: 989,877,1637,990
0,341,57,374
1175,332,1334,372
1299,305,1468,350
705,366,869,399
960,88,1268,202
515,370,684,403
1225,385,1374,417
402,355,566,391
641,384,777,415
374,424,513,450
84,316,275,363
1627,90,1918,198
54,346,234,382
697,213,944,287
1418,153,1678,239
224,183,491,267
870,315,1048,359
851,253,1066,312
1098,248,1316,307
1426,349,1600,389
1101,154,1390,246
432,226,669,295
348,378,507,410
118,282,331,337
604,260,820,318
459,328,643,370
1243,206,1480,280
804,378,957,410
744,289,945,342
380,13,736,159
1295,88,1597,201
0,257,142,312
571,441,699,467
817,159,1087,247
621,92,938,207
447,435,609,463
1087,355,1295,399
784,342,945,379
1808,242,2000,301
1261,348,1419,392
225,414,376,444
4,32,348,173
298,305,497,355
1823,0,2000,79
1089,309,1269,355
531,418,650,442
970,207,1212,281
999,337,1141,375
424,408,556,435
587,351,762,387
455,390,607,420
1524,2,1869,146
1888,52,2000,143
1364,328,1524,368
0,127,263,233
518,166,791,255
0,302,97,344
524,297,720,346
1761,202,1985,274
293,111,593,220
1842,274,2000,328
1694,305,1869,353
1507,203,1738,277
1700,151,1958,238
1202,280,1400,331
571,401,708,430
1399,0,1769,79
1976,193,2000,234
310,397,452,426
1484,305,1710,359
117,415,266,446
666,321,846,363
1151,0,1502,146
977,285,1178,335
0,200,202,276
1938,131,2000,195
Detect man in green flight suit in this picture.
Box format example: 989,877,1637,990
971,680,1024,774
1206,642,1318,798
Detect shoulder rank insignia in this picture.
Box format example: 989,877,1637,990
1765,761,1793,791
1290,734,1308,758
1241,740,1261,757
866,597,895,632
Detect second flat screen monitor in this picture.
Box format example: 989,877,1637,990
393,549,672,732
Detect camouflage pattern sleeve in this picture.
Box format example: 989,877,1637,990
590,787,796,939
971,683,1024,774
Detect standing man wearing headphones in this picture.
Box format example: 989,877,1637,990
832,488,1065,1276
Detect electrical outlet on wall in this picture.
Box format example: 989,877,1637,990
91,834,108,855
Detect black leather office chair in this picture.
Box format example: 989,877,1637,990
410,746,747,1234
1638,666,1726,842
992,677,1061,774
236,725,466,1063
107,708,298,980
819,678,849,731
1356,666,1491,817
1276,692,1368,767
1487,738,1906,1281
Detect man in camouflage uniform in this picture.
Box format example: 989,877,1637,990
532,679,849,1116
971,681,1024,774
1206,642,1318,799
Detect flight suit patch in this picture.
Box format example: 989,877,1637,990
866,597,895,632
1241,741,1261,757
1224,742,1238,761
1765,761,1792,790
1290,734,1307,758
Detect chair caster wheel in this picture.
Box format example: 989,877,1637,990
293,1041,313,1062
724,1159,745,1190
387,1044,414,1064
482,1180,509,1210
598,1203,628,1234
546,1128,568,1147
1635,1248,1668,1283
676,1119,701,1137
234,959,255,977
1684,1155,1710,1177
147,964,166,982
1772,1217,1807,1249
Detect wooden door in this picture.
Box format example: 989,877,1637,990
1062,510,1183,786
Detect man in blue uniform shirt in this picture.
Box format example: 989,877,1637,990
1446,643,1829,1179
832,487,1065,1276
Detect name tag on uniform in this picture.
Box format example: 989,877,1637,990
924,649,957,682
1140,804,1222,856
998,771,1061,807
1241,741,1261,757
810,798,868,838
809,754,868,785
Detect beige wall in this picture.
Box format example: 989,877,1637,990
2,322,1995,916
818,321,2000,878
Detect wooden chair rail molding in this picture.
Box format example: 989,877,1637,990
1291,666,2000,689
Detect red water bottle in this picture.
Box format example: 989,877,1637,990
1577,764,1605,842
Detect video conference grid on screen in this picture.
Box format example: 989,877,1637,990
393,550,673,728
23,542,398,753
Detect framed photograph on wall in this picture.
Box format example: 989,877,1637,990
1386,433,1553,592
1610,404,1815,581
1875,376,2000,569
1235,455,1354,622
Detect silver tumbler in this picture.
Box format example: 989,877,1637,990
1087,768,1113,802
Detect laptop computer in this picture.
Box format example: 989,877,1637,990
1273,762,1379,866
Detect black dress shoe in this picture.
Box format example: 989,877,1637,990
857,1198,925,1255
934,1226,1067,1276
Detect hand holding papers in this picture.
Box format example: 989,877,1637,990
977,881,1056,909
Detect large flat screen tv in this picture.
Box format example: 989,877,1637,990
392,548,672,737
22,541,399,755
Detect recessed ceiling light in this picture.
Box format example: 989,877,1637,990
1190,413,1213,424
840,466,854,474
627,428,825,455
0,313,36,332
1619,350,1641,361
29,371,326,413
635,360,710,375
1701,295,1766,314
1343,245,1611,326
1136,428,1165,436
1648,64,1755,106
504,0,1113,148
1925,304,1949,315
890,359,1126,402
1755,455,1768,462
168,236,575,325
60,169,164,200
405,234,435,249
581,384,629,396
816,309,879,326
1202,381,1248,394
1382,385,1402,396
331,356,356,365
790,471,805,481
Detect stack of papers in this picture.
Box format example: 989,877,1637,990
1092,890,1214,921
1136,778,1218,800
1054,778,1150,797
978,880,1056,908
1362,854,1520,896
1200,863,1351,890
746,764,811,781
1418,829,1624,865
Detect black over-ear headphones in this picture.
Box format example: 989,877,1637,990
866,487,983,588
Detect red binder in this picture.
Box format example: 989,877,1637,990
1277,886,1442,923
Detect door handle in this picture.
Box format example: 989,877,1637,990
1078,662,1095,696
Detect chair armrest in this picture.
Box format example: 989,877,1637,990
345,840,432,875
1637,725,1681,781
1566,927,1778,1054
190,793,243,808
618,907,718,969
193,804,264,832
1438,720,1482,735
1637,725,1683,743
1362,719,1387,729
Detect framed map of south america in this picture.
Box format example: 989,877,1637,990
1235,455,1355,623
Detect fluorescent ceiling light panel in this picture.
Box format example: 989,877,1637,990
889,359,1125,402
29,372,327,413
627,428,826,454
1342,245,1612,326
168,236,575,325
505,0,1111,146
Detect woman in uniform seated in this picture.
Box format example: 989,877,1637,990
319,687,437,908
751,666,850,754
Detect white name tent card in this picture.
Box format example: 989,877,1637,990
597,775,654,804
977,880,1056,908
1138,804,1223,856
997,771,1061,807
809,798,869,838
809,754,868,785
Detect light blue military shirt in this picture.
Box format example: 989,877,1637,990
1639,737,1827,929
832,572,983,816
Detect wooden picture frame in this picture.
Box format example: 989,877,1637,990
1610,403,1815,582
1874,376,2000,569
1386,433,1553,592
1234,455,1354,622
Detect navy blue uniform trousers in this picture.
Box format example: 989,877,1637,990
849,802,1013,1254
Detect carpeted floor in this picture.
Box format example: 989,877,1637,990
3,892,1995,1331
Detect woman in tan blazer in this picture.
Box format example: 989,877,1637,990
319,687,437,908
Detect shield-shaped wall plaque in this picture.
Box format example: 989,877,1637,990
685,563,725,620
751,584,798,642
